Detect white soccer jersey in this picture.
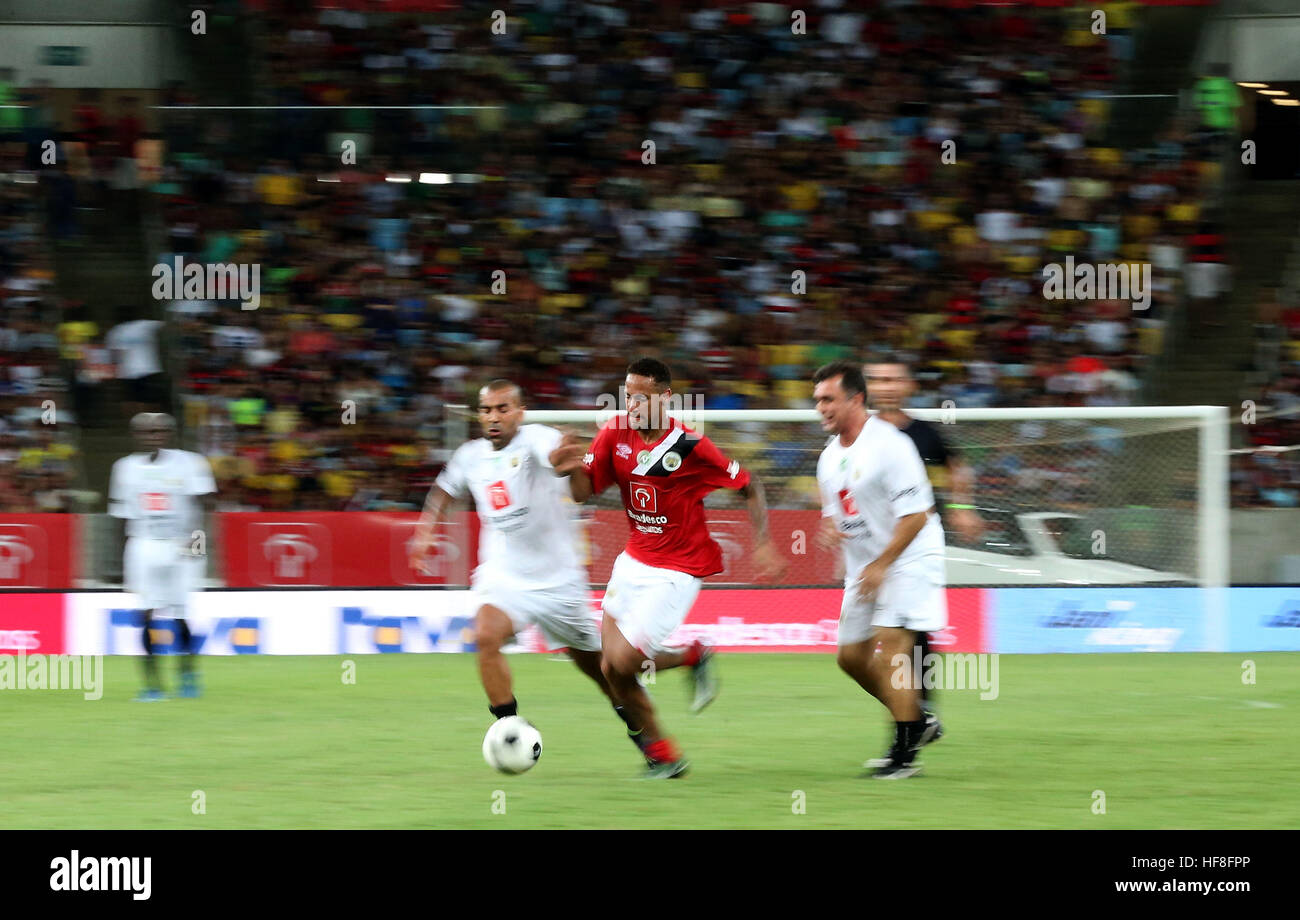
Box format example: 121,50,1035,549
109,449,217,541
817,415,946,578
435,424,584,590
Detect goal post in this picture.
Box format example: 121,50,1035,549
525,405,1231,650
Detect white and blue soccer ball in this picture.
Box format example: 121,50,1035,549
482,716,543,774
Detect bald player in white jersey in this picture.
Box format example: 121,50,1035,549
812,361,947,779
410,379,654,765
109,413,217,701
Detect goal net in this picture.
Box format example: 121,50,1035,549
524,406,1230,651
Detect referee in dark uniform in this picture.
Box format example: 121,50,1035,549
866,358,984,723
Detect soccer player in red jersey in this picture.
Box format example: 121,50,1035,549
549,357,785,777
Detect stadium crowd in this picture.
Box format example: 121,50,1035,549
0,144,83,513
6,1,1297,517
149,1,1228,511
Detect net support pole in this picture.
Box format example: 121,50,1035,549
1198,405,1230,652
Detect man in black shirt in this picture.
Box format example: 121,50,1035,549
866,358,984,734
865,360,983,543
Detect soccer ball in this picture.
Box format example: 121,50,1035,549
482,716,543,774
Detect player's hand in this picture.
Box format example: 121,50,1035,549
856,559,888,602
409,529,437,573
949,508,984,543
815,517,844,552
548,430,587,475
751,538,787,582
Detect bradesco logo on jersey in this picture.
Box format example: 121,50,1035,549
838,488,858,516
487,480,511,511
631,483,658,513
627,481,668,534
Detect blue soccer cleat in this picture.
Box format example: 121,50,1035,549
133,688,167,702
177,674,201,699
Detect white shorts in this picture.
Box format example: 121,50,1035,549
838,556,947,646
469,572,601,653
124,537,205,612
601,551,702,656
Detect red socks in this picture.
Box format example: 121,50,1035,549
645,738,682,764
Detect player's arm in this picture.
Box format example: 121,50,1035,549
549,425,613,504
409,448,465,570
942,445,984,542
693,435,786,579
815,475,844,553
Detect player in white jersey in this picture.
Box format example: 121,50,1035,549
812,362,947,779
410,380,653,763
108,413,217,701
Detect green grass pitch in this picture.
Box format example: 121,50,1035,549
3,652,1297,829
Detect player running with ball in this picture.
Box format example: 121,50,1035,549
410,379,652,767
812,361,947,779
550,357,785,778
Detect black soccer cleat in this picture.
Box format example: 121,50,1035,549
917,710,944,749
871,729,923,780
863,710,942,769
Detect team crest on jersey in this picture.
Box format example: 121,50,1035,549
636,450,652,466
662,451,682,472
616,443,632,460
510,455,521,469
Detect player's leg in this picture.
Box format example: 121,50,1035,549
173,615,199,697
865,625,926,778
126,538,166,701
598,614,664,745
474,604,519,718
532,587,655,763
599,553,703,776
914,630,943,747
136,608,166,701
836,586,886,700
870,626,924,723
173,550,203,697
865,561,946,778
565,647,651,761
836,639,883,700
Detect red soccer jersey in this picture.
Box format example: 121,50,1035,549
583,415,751,577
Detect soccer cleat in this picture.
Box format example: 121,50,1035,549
177,673,201,699
917,710,944,748
863,711,942,769
644,758,690,779
872,758,922,780
687,642,719,713
133,688,167,702
871,733,922,779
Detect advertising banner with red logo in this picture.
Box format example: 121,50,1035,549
218,510,843,588
0,515,80,589
0,592,66,655
219,512,478,587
